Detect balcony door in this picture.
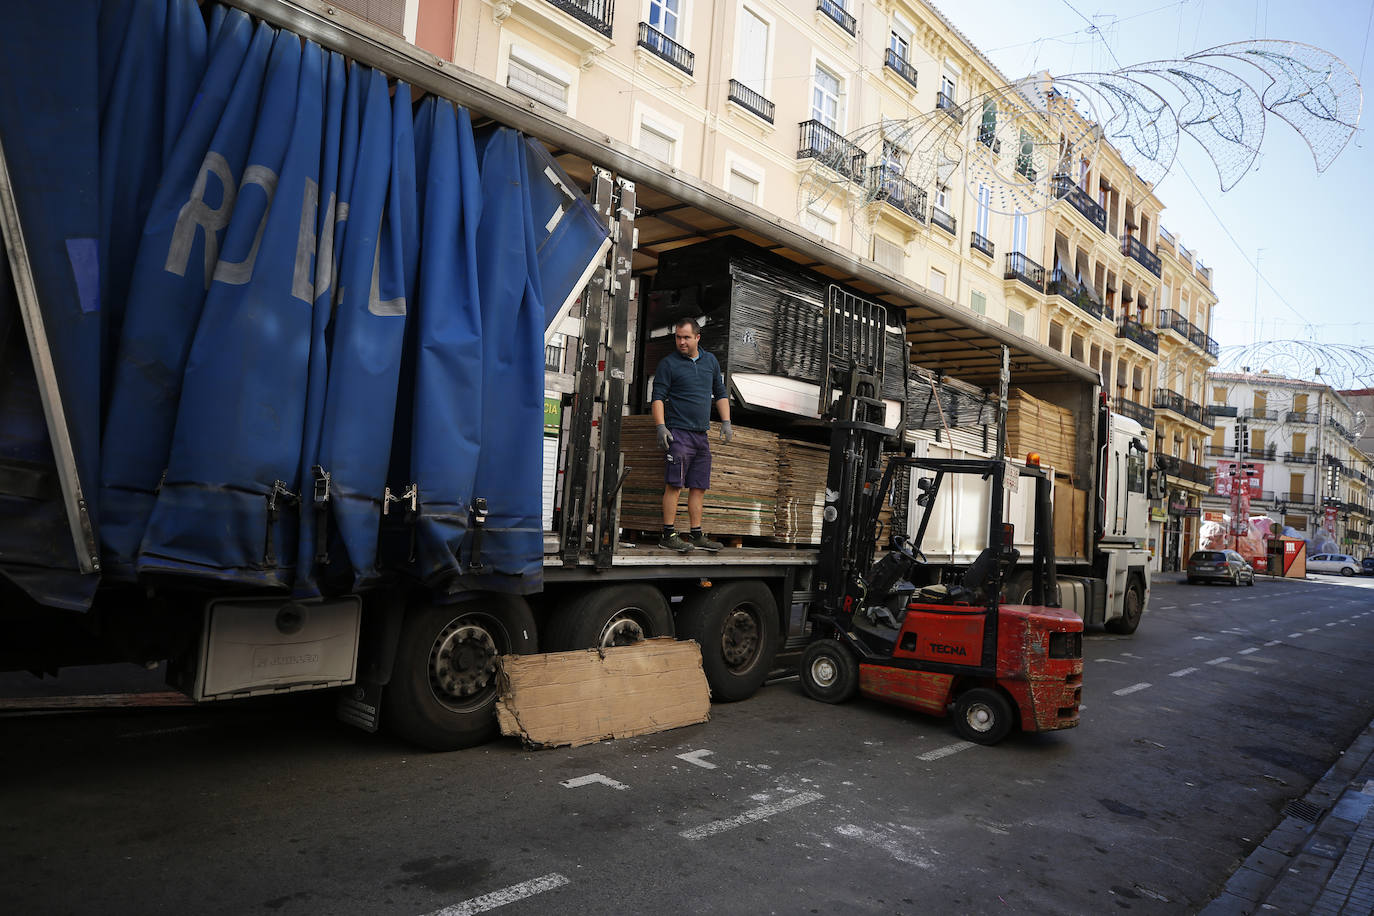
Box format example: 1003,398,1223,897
812,64,841,130
735,8,769,95
649,0,681,40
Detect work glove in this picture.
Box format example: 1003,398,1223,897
720,421,734,444
656,424,674,451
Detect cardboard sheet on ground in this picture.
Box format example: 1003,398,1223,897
496,638,711,748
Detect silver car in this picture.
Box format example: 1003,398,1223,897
1186,549,1255,586
1307,553,1359,577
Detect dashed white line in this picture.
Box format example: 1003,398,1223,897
1206,657,1230,665
1289,633,1304,638
560,773,628,791
1306,628,1320,633
1326,622,1339,627
1239,647,1260,655
677,749,718,770
1264,640,1282,647
1114,683,1152,696
918,742,976,762
679,791,824,840
1095,658,1127,665
1192,636,1213,641
1169,667,1199,677
423,873,570,916
1219,663,1261,673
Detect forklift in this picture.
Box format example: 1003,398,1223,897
800,288,1083,745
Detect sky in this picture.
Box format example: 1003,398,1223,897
941,0,1374,377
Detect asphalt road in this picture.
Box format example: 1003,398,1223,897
4,575,1374,915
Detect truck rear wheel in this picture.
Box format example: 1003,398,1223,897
952,687,1014,745
799,639,858,704
677,580,779,702
1104,577,1144,635
384,595,536,751
545,584,673,651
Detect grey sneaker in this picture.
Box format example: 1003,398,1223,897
659,532,696,553
688,532,724,552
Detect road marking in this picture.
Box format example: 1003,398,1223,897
1120,652,1142,658
1114,683,1152,696
560,773,628,791
1264,640,1282,647
1169,668,1198,677
1289,633,1304,638
423,873,570,916
677,749,718,770
1206,657,1230,665
679,791,824,840
1192,636,1212,641
1159,605,1177,609
1306,628,1320,633
1095,658,1127,664
918,742,976,762
1219,663,1261,674
1238,647,1260,655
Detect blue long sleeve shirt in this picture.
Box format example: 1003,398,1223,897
652,349,726,432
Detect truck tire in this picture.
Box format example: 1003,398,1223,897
1104,577,1144,635
677,580,779,702
799,639,858,704
545,584,673,651
952,687,1014,745
384,595,536,751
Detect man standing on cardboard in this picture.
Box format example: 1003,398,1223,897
652,318,732,552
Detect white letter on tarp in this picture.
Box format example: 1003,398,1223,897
213,164,278,286
165,152,237,289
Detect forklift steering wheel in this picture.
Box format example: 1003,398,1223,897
892,535,926,564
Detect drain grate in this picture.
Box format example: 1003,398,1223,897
1283,799,1325,823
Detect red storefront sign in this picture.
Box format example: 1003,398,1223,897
1214,460,1263,497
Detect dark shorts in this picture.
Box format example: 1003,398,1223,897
665,428,712,490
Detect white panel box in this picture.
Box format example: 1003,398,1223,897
194,596,362,701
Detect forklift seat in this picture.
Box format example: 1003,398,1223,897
916,547,1019,604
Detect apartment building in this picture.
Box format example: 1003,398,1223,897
1205,372,1374,553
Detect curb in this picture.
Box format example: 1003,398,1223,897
1202,717,1374,914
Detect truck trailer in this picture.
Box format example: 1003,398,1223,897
0,0,1135,751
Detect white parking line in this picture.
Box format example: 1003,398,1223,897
1169,667,1199,677
423,873,570,916
677,750,718,770
679,791,824,840
1239,647,1260,655
1206,657,1230,665
1114,683,1152,696
918,742,976,762
560,773,628,791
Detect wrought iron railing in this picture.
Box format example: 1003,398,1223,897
977,126,1000,154
728,79,774,123
970,231,994,258
1177,459,1212,485
1117,318,1158,353
816,0,856,34
1207,404,1238,419
1121,234,1162,276
1286,493,1316,506
867,168,926,222
1286,410,1318,424
1015,156,1037,182
1004,252,1044,292
1047,268,1102,320
1245,407,1275,420
1285,450,1318,464
936,91,963,124
797,120,866,182
1206,445,1237,457
1153,388,1201,423
1156,308,1219,358
1113,396,1155,428
545,0,614,36
930,206,956,236
637,22,695,74
884,49,918,89
1051,175,1107,232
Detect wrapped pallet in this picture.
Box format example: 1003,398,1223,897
1005,388,1076,477
775,439,829,544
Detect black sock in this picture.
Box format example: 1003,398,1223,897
663,525,675,538
691,527,702,538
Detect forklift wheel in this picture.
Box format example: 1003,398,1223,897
952,688,1014,745
799,639,859,704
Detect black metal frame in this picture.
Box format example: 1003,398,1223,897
637,22,695,75
728,79,775,123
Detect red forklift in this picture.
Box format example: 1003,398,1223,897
799,289,1083,745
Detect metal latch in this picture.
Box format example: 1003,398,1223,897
264,480,300,567
468,497,489,573
383,483,418,517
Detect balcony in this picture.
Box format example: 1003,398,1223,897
728,79,774,123
1245,407,1276,421
977,126,1001,154
1113,396,1155,428
816,0,856,35
1286,410,1317,424
1286,493,1316,506
1285,449,1318,464
545,0,614,37
867,168,926,223
969,231,994,258
1004,252,1044,292
1047,269,1102,320
1156,308,1219,358
1188,325,1220,358
797,120,866,183
1015,156,1037,182
1153,388,1202,424
1208,405,1239,420
936,91,964,124
1120,234,1162,276
1329,418,1358,441
637,22,694,75
930,206,957,236
884,49,919,90
1117,319,1159,353
1177,459,1212,486
1051,175,1107,232
1206,444,1237,458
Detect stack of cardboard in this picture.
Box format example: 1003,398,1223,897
619,416,780,537
1053,477,1089,560
1005,388,1076,477
775,439,830,544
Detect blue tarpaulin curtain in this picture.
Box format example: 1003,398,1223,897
0,1,609,611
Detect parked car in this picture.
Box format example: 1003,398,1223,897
1186,549,1256,586
1307,553,1360,577
1361,557,1374,576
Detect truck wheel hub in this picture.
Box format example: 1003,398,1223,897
600,612,646,648
430,622,499,700
721,608,760,670
964,703,995,732
809,656,837,687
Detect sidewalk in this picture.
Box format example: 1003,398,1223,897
1203,717,1374,914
